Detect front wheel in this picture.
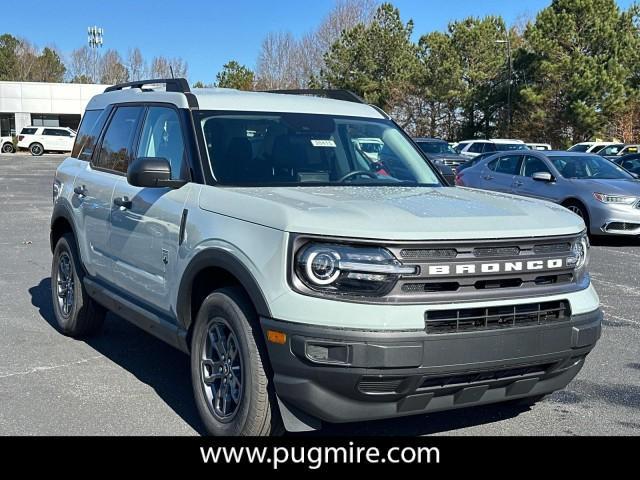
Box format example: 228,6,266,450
190,288,281,436
51,233,105,337
30,143,44,156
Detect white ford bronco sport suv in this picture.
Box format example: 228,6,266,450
50,79,601,436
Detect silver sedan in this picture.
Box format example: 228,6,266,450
457,150,640,236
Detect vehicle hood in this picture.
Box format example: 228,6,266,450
200,186,585,241
430,153,467,162
568,178,640,196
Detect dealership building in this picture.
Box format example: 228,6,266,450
0,81,108,137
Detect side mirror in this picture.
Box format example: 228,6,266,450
127,157,186,188
532,171,554,182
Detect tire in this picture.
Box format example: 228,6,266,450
51,233,105,337
1,142,14,153
191,287,281,436
30,142,44,156
563,200,590,231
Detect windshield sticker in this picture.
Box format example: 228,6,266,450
311,139,336,147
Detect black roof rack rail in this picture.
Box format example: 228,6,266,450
104,78,190,94
266,89,365,104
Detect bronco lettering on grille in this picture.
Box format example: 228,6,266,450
426,258,566,276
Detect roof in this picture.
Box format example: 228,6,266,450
413,137,446,143
86,86,385,119
457,138,525,144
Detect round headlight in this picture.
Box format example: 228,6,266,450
572,234,589,270
305,250,341,285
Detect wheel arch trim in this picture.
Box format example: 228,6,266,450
176,248,272,332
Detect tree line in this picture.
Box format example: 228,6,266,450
215,0,640,148
1,0,639,147
0,35,188,86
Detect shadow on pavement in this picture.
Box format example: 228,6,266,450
30,276,531,437
589,235,640,247
29,277,207,435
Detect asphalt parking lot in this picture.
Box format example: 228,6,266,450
0,153,638,436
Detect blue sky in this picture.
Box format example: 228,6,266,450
4,0,636,82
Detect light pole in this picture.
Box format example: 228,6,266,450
496,37,512,137
88,26,103,83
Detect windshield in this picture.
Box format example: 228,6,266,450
417,141,457,155
568,144,591,152
549,154,634,179
197,112,442,186
495,143,528,151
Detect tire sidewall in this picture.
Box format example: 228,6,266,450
51,234,83,333
191,291,261,436
30,143,43,156
2,143,13,153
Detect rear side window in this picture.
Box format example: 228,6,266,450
94,106,144,173
454,142,469,153
43,128,70,136
21,127,37,135
488,155,522,174
468,142,485,153
72,110,107,161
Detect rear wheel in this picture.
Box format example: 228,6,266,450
51,233,105,337
190,287,281,436
1,142,14,153
30,142,44,156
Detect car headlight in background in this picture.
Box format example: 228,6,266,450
593,192,638,204
567,233,589,270
295,243,416,296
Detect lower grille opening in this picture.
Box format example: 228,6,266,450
604,222,640,232
425,300,571,334
358,377,406,394
418,363,555,392
535,273,573,285
475,278,523,289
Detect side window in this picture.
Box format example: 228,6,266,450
42,128,60,136
482,143,496,153
468,142,485,153
492,155,522,175
522,156,551,177
454,142,469,153
136,106,186,180
94,106,144,173
21,127,37,135
72,109,107,161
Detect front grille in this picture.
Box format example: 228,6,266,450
418,363,554,391
424,300,571,334
534,243,571,254
473,246,520,257
399,248,457,259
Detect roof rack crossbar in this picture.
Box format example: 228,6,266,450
104,78,190,94
266,89,365,104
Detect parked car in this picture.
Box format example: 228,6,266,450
610,153,640,176
526,143,552,151
455,139,528,159
596,143,626,157
567,141,617,153
457,150,640,236
50,78,601,436
1,136,14,153
413,137,468,170
599,144,639,159
17,126,76,156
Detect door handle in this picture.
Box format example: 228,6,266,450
483,175,493,180
73,185,87,196
113,196,132,209
514,180,523,187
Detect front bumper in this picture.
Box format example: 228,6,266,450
261,308,601,426
589,201,640,236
